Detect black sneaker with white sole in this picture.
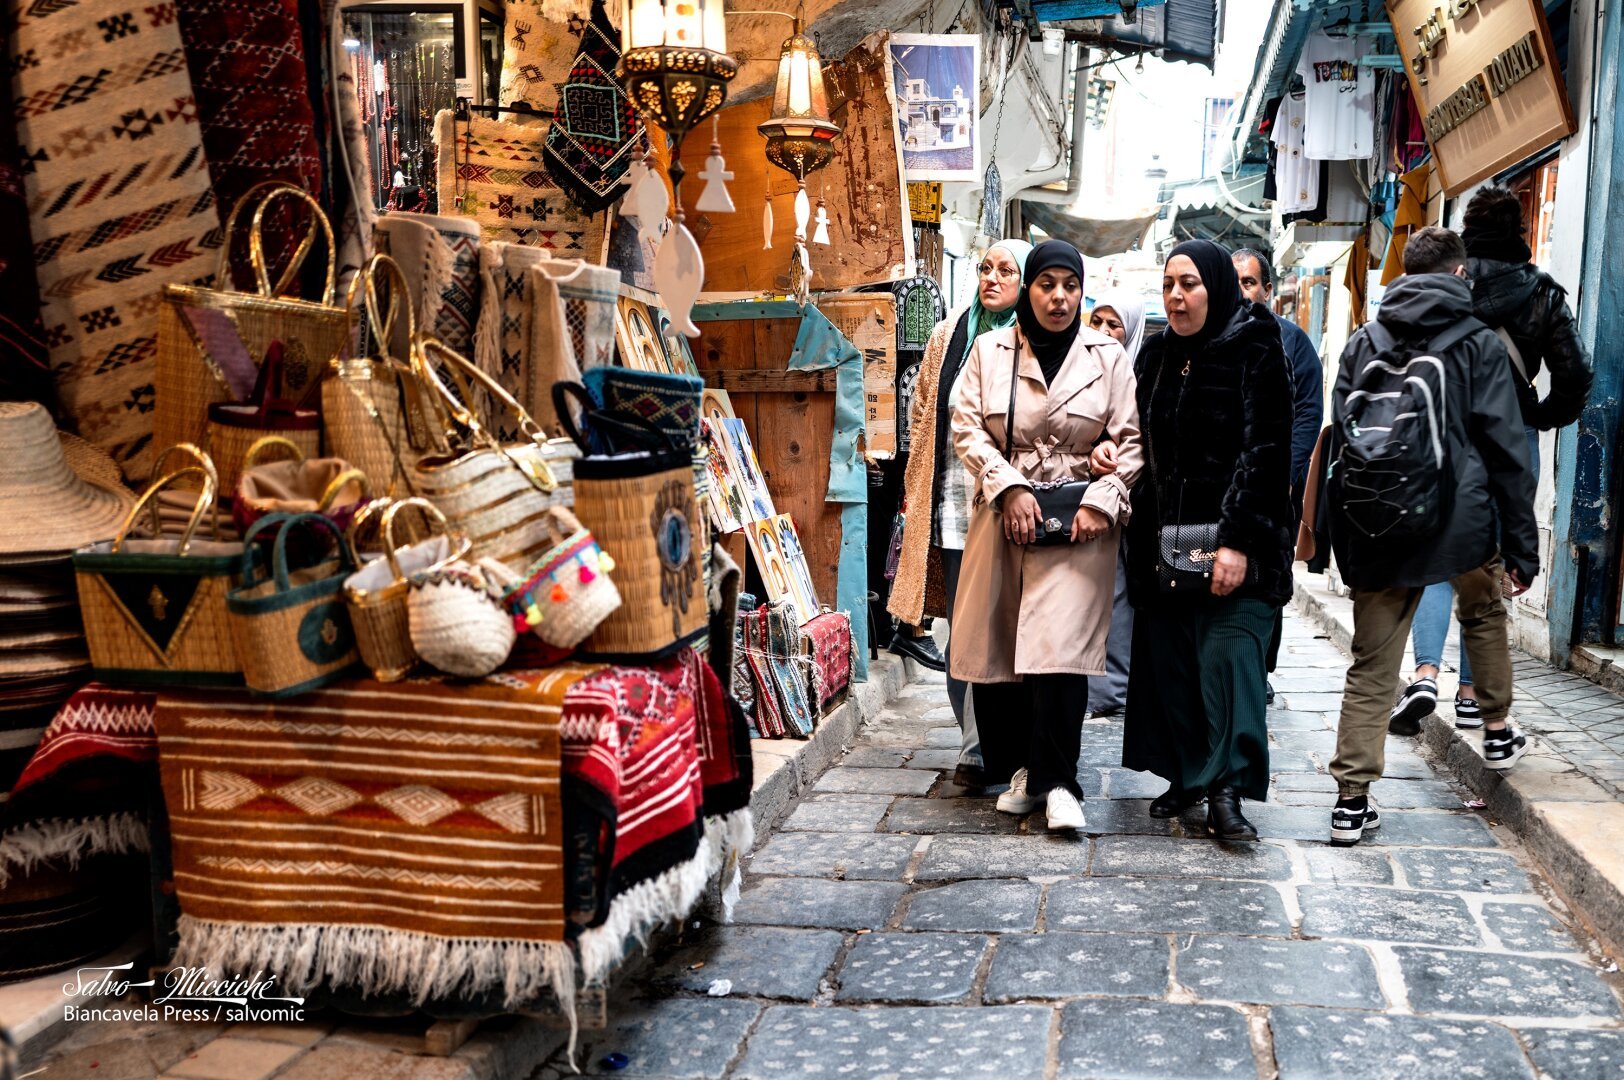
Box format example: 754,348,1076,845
1483,726,1528,771
1453,694,1484,729
1389,677,1438,736
1330,795,1381,845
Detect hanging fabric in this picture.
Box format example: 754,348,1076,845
543,0,645,212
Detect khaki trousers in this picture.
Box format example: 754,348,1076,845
1331,558,1512,796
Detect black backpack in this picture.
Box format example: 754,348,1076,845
1332,317,1484,541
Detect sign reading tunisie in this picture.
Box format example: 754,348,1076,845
1387,0,1576,195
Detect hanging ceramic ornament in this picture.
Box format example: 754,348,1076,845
793,183,811,240
763,194,773,250
655,218,704,336
787,236,811,307
626,156,669,248
813,198,830,246
696,116,735,213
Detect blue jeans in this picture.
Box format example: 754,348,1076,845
1412,426,1539,688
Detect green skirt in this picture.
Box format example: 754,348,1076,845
1121,598,1273,801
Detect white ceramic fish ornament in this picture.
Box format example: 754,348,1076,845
655,218,704,336
627,157,668,247
793,182,811,241
763,194,773,250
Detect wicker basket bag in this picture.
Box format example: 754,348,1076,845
74,465,253,686
406,560,516,678
408,337,579,571
482,506,622,650
226,513,364,697
343,498,470,681
156,184,350,455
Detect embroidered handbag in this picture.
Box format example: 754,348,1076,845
406,560,516,678
408,336,580,570
580,367,704,452
156,184,350,455
554,383,705,661
999,339,1088,546
485,507,623,651
75,465,252,687
343,498,471,681
800,609,855,712
226,513,363,698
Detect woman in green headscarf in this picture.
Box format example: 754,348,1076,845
888,238,1033,786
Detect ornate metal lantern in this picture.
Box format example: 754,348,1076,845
757,25,841,180
619,0,738,193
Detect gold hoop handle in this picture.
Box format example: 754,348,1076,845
412,335,558,494
148,443,224,542
214,181,317,296
346,496,391,566
343,253,417,361
248,186,338,305
317,468,370,512
379,497,468,584
114,466,217,557
242,435,306,473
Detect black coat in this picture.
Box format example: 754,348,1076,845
1127,301,1297,608
1320,273,1538,589
1469,257,1593,430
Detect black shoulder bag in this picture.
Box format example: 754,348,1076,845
1146,351,1256,593
1000,339,1090,545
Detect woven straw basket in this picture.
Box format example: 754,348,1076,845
226,513,362,697
74,465,251,686
156,184,351,455
487,507,622,650
343,498,470,681
407,562,515,678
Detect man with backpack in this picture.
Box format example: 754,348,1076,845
1321,226,1538,845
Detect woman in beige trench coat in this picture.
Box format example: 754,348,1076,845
951,239,1144,831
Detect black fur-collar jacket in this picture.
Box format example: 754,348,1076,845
1126,301,1297,608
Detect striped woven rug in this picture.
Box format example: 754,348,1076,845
156,673,586,1008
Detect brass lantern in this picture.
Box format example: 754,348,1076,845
619,0,738,194
757,24,841,181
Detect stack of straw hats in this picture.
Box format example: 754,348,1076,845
0,402,134,789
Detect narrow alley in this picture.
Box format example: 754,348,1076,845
537,606,1624,1079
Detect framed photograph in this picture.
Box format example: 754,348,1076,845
701,420,746,534
715,416,775,524
650,305,700,376
889,33,981,183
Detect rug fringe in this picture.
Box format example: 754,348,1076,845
0,813,150,885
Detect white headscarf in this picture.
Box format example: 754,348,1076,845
1089,288,1148,364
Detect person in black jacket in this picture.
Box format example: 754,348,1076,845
1389,186,1593,736
1120,239,1296,841
1324,227,1538,845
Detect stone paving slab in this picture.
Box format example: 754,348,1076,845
1302,845,1396,885
1298,884,1481,946
984,932,1168,1002
916,834,1091,879
1520,1027,1624,1079
1391,848,1535,894
562,999,761,1079
733,1005,1052,1079
812,766,937,796
731,878,907,930
649,926,845,1000
1175,936,1385,1009
1270,1007,1533,1080
838,746,911,768
1057,999,1256,1079
1089,834,1293,881
882,796,1024,834
1071,798,1178,837
901,879,1042,932
833,931,989,1003
1046,878,1291,936
1364,810,1499,848
746,831,919,880
1395,946,1623,1019
1481,900,1583,953
902,747,963,770
777,793,894,833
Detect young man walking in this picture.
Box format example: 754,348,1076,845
1322,227,1538,845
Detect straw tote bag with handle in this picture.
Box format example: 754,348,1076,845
206,342,322,497
74,465,255,686
231,435,372,562
156,183,352,455
226,513,364,698
409,336,580,571
554,383,705,661
325,255,443,496
343,498,470,681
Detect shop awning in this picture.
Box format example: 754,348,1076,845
1021,201,1160,257
1027,0,1220,70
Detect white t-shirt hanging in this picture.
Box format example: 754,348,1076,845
1296,31,1374,160
1271,92,1320,215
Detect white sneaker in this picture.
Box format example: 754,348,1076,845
995,768,1042,814
1045,787,1086,831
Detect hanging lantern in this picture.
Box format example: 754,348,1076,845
757,21,841,181
619,0,737,198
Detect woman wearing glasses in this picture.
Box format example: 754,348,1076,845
889,239,1031,787
949,239,1143,831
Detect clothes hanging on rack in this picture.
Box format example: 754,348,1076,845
1295,30,1375,160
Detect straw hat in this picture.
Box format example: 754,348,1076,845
0,402,134,557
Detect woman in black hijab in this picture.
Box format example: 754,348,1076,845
1120,239,1296,841
949,239,1144,832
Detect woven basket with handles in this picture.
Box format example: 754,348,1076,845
343,497,470,681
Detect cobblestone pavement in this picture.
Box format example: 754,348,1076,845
1507,653,1624,798
538,605,1624,1080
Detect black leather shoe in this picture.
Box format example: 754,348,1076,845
1148,786,1202,819
888,634,946,672
1206,786,1258,841
952,763,987,789
1265,681,1276,705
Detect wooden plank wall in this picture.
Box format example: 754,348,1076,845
696,317,843,608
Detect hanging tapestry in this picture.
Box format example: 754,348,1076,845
174,0,323,281
498,5,580,114
543,0,641,212
10,0,222,477
0,23,51,412
156,676,576,1008
374,211,481,357
436,110,608,255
